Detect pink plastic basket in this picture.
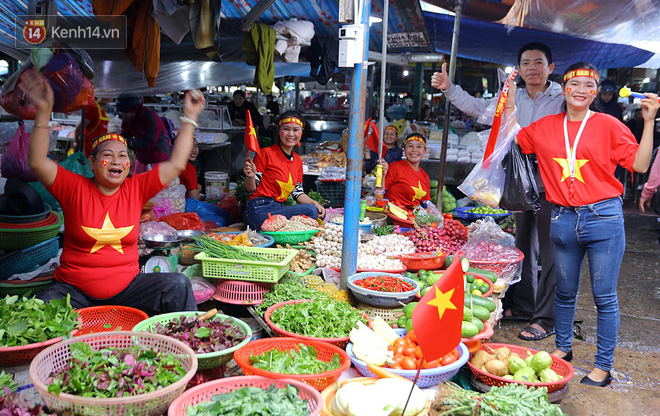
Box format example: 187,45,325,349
167,376,323,416
0,328,79,368
213,280,273,305
29,331,198,416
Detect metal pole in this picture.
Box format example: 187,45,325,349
377,0,390,159
340,0,371,289
437,0,463,211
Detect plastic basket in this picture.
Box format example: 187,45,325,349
460,321,494,354
316,181,345,208
194,247,297,283
432,270,494,298
0,237,59,280
264,300,370,349
466,342,575,393
0,212,63,251
168,375,323,416
132,312,252,370
0,276,54,297
356,301,404,323
260,229,318,245
454,207,511,221
233,337,351,391
0,326,80,368
75,305,148,336
29,331,197,416
346,329,469,388
347,272,420,307
397,252,446,272
212,280,273,305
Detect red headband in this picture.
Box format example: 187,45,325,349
91,133,127,150
385,125,398,133
404,134,426,146
563,69,600,84
279,117,304,128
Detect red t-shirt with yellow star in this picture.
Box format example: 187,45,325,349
249,145,303,202
46,164,166,298
385,160,431,207
517,111,638,207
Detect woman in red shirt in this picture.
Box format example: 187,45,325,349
381,133,431,209
243,111,325,230
509,62,659,386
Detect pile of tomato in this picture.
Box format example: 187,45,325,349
385,330,460,370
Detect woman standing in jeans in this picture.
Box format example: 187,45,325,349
507,62,659,386
243,111,325,230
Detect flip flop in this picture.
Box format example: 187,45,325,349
518,325,555,341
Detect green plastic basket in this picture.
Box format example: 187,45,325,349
0,278,54,297
0,212,63,251
260,229,318,245
194,247,297,283
132,312,252,370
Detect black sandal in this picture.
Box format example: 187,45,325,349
518,325,555,341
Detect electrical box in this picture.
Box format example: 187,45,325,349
338,24,365,68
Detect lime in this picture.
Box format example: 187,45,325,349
427,273,442,287
479,284,489,294
403,302,418,318
421,286,431,297
465,273,475,283
471,289,482,296
405,319,414,332
397,315,408,328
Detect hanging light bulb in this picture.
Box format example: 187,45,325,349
403,67,409,77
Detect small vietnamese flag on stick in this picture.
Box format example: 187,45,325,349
244,109,261,157
364,119,386,157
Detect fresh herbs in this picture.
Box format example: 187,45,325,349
373,225,395,236
0,295,79,347
47,342,186,398
186,384,309,416
307,190,329,205
249,344,341,375
191,237,270,262
151,316,247,354
0,372,17,394
255,278,333,317
269,299,367,338
1,386,56,416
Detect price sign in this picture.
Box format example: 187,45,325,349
23,19,46,44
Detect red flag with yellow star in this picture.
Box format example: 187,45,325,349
364,119,386,156
411,257,464,361
245,110,261,157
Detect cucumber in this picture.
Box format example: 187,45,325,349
468,267,498,283
463,306,473,322
471,304,491,322
464,293,496,312
461,321,480,338
444,255,454,268
471,316,485,332
460,257,470,272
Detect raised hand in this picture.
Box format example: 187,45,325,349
18,69,54,113
183,89,206,120
431,62,450,90
243,157,256,178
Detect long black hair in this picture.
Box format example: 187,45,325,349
561,62,602,113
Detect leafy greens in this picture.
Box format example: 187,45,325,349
185,384,309,416
249,344,341,375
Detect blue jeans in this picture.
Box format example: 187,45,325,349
245,197,318,231
550,197,624,371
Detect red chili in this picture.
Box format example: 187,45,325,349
354,276,415,292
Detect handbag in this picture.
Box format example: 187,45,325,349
499,144,541,212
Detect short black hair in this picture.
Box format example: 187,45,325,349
233,90,246,98
266,94,274,99
518,42,553,65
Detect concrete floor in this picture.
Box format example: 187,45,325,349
492,208,660,416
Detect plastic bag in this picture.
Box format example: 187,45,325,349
149,177,186,213
0,62,37,120
1,122,39,182
216,194,241,223
42,52,95,113
160,212,207,230
190,276,215,304
185,198,232,228
499,144,541,212
152,197,179,219
413,204,444,227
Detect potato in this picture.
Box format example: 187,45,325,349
494,347,511,361
484,359,508,377
470,350,494,368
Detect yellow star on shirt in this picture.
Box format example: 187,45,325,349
276,172,295,200
411,181,427,202
81,213,134,254
552,157,589,183
427,286,457,320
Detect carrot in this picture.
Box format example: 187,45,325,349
367,363,409,381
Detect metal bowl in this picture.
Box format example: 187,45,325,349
365,212,388,228
142,234,183,249
358,230,375,242
173,230,203,242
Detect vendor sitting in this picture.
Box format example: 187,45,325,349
364,125,403,173
243,111,326,230
22,69,204,315
178,135,200,199
380,133,431,209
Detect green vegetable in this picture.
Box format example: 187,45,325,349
186,384,309,416
0,294,79,347
191,236,270,262
508,355,527,375
513,367,537,382
255,278,333,317
405,319,414,332
307,190,328,205
470,305,490,322
444,255,454,268
269,299,367,338
249,344,341,375
461,321,479,338
530,351,553,373
470,316,484,333
464,293,496,312
429,180,439,188
0,371,18,394
403,302,418,319
539,368,562,383
373,225,395,236
464,273,475,283
396,315,408,329
467,267,498,283
462,307,473,322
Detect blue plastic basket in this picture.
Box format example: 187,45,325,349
347,272,419,307
0,237,59,280
454,207,510,221
346,329,469,388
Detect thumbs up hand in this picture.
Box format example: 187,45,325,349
431,62,450,91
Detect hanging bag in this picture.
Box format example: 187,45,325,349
1,122,40,182
499,144,541,212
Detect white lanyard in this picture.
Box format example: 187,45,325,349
562,110,590,179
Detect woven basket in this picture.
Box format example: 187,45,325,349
132,312,252,370
347,272,419,307
260,229,318,245
356,301,404,323
168,376,323,416
466,342,575,393
0,236,60,280
29,331,197,416
0,212,63,251
233,337,351,391
75,305,148,336
212,280,273,305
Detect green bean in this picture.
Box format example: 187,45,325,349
191,236,270,262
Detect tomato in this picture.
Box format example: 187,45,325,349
430,222,438,228
390,362,403,370
414,346,423,359
392,353,404,364
401,356,417,370
393,344,405,356
452,348,460,360
423,358,441,368
402,345,416,357
393,338,406,349
441,351,458,366
407,330,417,344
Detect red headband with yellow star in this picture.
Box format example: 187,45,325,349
404,134,426,146
563,69,600,84
279,117,304,128
92,133,127,150
385,125,398,133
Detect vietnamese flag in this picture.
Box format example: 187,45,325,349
364,119,386,156
411,257,465,361
245,109,261,157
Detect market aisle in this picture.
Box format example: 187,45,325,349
494,209,660,415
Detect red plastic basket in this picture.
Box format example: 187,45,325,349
466,342,575,393
213,280,273,305
233,337,351,391
460,321,494,354
264,300,371,349
168,375,323,416
398,252,446,271
75,305,148,336
0,327,79,368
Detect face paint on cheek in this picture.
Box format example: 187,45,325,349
101,159,109,166
566,88,572,93
296,132,302,139
125,161,130,168
589,90,596,95
280,131,285,138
